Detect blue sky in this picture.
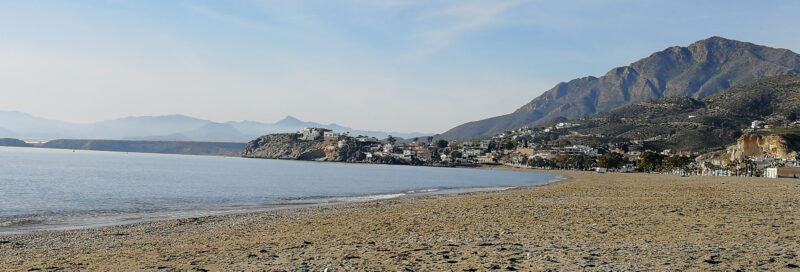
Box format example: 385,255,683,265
1,0,799,133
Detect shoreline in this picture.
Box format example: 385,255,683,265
4,170,799,270
0,165,561,235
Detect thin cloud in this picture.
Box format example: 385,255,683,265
188,4,249,26
407,0,521,60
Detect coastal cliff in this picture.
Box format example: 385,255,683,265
727,134,797,161
241,134,329,160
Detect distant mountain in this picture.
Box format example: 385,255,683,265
440,36,800,140
0,110,85,139
0,112,429,143
0,127,15,137
92,115,209,139
227,116,429,140
544,74,800,152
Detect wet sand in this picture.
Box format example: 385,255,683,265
2,168,800,271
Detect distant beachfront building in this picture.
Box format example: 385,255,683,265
765,167,800,179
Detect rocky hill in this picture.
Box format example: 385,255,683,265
242,134,413,164
241,134,329,160
542,74,800,152
440,36,800,140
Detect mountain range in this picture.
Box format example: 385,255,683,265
530,73,800,153
0,112,429,143
439,36,800,140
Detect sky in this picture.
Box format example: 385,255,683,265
1,0,799,133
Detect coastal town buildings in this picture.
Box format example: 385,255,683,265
294,125,798,179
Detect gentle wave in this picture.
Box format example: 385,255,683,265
407,188,439,194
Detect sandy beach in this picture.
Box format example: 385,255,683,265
2,168,800,271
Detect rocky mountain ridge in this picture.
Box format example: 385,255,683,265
440,36,800,140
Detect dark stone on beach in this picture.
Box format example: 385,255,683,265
259,249,268,253
788,263,800,269
157,266,169,269
703,255,722,264
0,240,9,244
247,254,257,258
506,267,519,271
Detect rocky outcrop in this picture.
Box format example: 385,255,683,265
242,133,420,165
726,134,797,161
241,134,330,160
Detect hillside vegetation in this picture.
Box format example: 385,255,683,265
553,74,800,152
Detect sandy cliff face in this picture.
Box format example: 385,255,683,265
727,134,796,161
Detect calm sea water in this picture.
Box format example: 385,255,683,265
0,146,556,233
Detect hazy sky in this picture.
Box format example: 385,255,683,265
1,0,799,133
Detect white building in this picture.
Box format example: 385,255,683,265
324,131,342,138
382,143,394,153
300,128,330,141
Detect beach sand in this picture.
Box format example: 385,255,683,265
2,168,800,271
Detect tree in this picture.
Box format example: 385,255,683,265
503,141,516,150
427,136,434,144
436,139,449,148
666,155,692,170
598,152,625,169
637,151,666,172
789,111,798,122
413,137,419,143
450,150,462,159
527,157,555,168
387,135,397,145
554,154,595,170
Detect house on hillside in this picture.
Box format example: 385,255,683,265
299,128,331,141
324,131,342,139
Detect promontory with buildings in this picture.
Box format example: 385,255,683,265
242,73,800,179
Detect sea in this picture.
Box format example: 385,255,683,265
0,146,557,233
